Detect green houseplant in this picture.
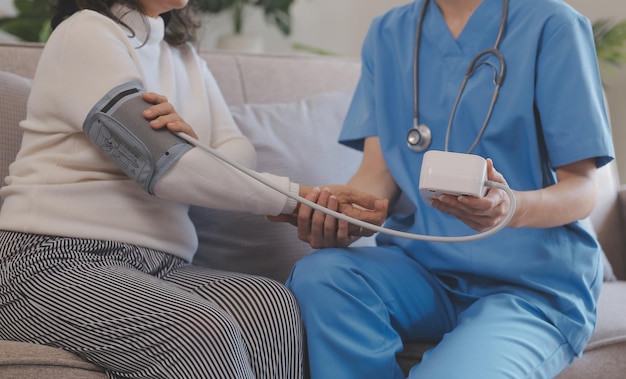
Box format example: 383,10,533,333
1,0,296,42
1,2,624,61
194,0,295,37
593,18,626,77
0,0,53,42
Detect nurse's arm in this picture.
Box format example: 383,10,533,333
433,158,597,232
348,137,402,202
509,158,598,228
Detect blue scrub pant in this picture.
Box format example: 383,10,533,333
286,246,576,379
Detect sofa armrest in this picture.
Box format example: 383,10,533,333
619,185,626,225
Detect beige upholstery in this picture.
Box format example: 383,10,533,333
0,341,106,379
1,42,626,378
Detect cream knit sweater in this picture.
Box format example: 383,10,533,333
0,6,298,261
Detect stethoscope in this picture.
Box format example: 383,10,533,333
407,0,508,153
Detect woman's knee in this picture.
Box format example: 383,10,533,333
215,273,299,315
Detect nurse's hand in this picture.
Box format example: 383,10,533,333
268,185,388,248
142,92,199,139
430,159,513,232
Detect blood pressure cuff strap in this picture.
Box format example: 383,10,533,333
83,81,192,194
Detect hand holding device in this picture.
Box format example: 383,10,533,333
420,151,515,232
419,150,488,203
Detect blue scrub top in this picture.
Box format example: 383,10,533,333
339,0,615,354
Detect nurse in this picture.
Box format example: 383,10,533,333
284,0,615,377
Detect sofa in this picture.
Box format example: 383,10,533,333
1,41,625,378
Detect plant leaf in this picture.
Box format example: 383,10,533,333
593,18,626,69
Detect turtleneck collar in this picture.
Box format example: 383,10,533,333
111,3,165,47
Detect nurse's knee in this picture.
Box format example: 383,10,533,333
287,248,358,297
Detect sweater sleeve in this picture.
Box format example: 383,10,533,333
154,148,299,216
152,49,299,215
37,11,145,133
41,11,299,216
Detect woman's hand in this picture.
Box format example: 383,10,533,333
430,159,513,232
142,92,198,139
268,185,388,248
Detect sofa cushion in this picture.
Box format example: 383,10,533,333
544,281,626,378
0,341,106,379
190,91,375,282
0,70,30,207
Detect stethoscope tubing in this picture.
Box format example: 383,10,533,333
410,0,508,154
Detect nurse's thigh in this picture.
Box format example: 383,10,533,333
288,245,456,341
288,246,458,379
409,293,575,379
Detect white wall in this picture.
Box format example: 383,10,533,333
197,0,409,55
198,0,625,57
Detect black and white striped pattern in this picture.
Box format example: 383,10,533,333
0,231,303,379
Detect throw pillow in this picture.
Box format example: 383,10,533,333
190,91,375,283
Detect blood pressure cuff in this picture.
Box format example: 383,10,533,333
83,81,192,194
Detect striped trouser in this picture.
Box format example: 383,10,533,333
0,231,304,379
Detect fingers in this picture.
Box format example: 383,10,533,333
308,188,353,248
141,91,167,105
486,158,508,187
436,197,502,231
346,189,385,213
320,190,355,247
141,92,199,139
141,92,169,124
309,188,333,248
296,187,365,248
297,187,319,244
327,185,388,236
340,199,388,237
429,158,513,232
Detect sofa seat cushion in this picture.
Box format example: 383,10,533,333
395,281,626,378
581,281,626,350
556,281,626,378
0,341,106,378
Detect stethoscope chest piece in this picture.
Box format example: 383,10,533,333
407,123,432,152
408,0,507,154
